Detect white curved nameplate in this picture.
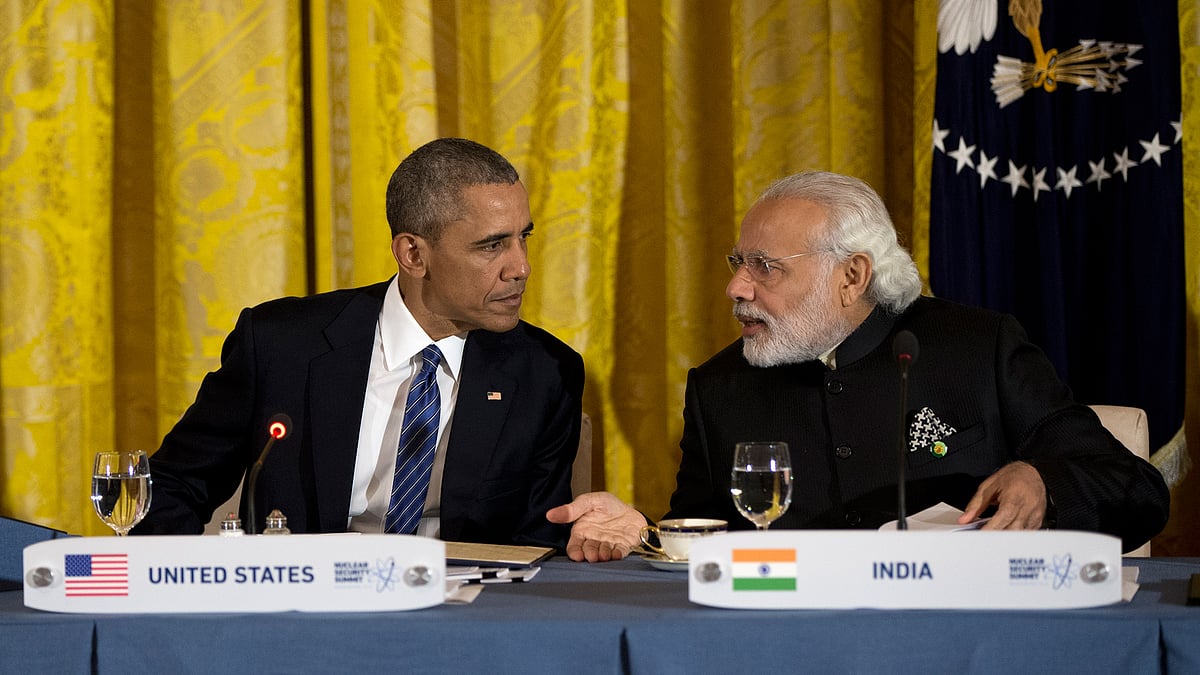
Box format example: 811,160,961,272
24,534,444,613
688,530,1122,609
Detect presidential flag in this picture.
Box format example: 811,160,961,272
732,548,797,591
930,0,1185,459
64,553,129,597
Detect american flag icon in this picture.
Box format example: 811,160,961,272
64,553,129,597
487,391,502,401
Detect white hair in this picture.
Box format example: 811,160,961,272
758,171,922,313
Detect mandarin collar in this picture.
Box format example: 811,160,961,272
831,303,899,369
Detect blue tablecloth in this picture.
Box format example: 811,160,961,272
0,596,94,672
2,556,1197,674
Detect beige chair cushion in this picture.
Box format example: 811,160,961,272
1088,404,1151,557
571,412,594,498
1089,404,1150,461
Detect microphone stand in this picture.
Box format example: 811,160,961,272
895,360,910,530
892,331,919,531
246,415,291,535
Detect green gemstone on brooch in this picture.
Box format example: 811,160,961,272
931,441,948,457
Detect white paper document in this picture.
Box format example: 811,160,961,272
878,502,991,531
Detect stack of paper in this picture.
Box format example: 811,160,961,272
442,542,553,604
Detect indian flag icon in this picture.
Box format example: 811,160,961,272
732,548,797,591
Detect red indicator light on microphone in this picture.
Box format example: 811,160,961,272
269,421,288,439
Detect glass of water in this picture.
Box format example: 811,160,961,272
91,450,152,536
730,441,793,530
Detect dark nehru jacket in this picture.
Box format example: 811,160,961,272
666,296,1169,552
134,280,584,550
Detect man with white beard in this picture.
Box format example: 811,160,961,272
547,170,1169,561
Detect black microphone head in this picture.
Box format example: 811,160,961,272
892,330,919,366
267,413,292,440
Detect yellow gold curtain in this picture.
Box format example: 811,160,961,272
1162,0,1200,556
2,0,116,535
146,1,307,440
310,0,439,290
2,0,1196,553
2,1,306,536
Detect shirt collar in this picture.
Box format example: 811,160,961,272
379,277,467,378
819,346,838,370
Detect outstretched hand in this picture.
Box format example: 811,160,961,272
958,461,1048,530
546,491,647,562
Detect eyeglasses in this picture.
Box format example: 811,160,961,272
726,250,828,281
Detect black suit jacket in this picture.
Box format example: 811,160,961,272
135,281,584,550
666,296,1169,552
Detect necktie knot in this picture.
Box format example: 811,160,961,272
418,344,444,375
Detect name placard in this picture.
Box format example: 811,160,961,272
24,534,444,613
688,530,1122,609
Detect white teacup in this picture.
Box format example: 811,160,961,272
639,518,727,561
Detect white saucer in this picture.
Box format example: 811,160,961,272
639,553,689,572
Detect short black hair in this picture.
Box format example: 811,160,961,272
384,138,520,242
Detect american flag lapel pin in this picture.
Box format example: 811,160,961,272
487,391,502,401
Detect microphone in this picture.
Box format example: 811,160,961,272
892,331,918,531
245,413,292,535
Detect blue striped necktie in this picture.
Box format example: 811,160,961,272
385,344,443,534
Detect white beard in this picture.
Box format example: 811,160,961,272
735,289,854,367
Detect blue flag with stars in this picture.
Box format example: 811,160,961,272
930,0,1185,456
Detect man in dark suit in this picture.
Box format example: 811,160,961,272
550,170,1169,560
135,138,583,550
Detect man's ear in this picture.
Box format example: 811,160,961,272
838,252,873,307
392,233,427,278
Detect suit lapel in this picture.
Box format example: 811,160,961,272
308,282,388,531
440,331,516,537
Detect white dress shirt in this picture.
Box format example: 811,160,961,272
347,277,466,536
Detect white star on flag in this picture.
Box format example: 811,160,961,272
1139,133,1169,166
977,150,998,188
948,137,976,174
1001,160,1029,197
1112,148,1137,181
1086,158,1112,191
1031,167,1050,202
1055,166,1082,198
932,119,950,152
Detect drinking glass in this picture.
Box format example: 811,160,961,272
91,450,152,536
730,441,793,530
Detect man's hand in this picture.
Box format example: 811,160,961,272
958,461,1048,530
546,491,646,562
